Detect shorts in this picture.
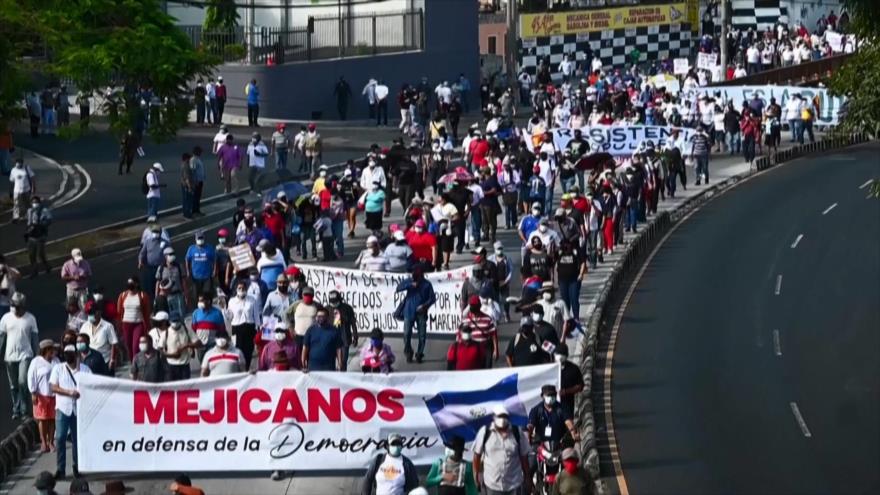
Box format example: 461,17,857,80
33,394,56,420
439,234,455,253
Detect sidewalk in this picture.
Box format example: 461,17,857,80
0,137,821,495
0,150,67,226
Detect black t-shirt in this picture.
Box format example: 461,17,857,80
556,248,583,283
339,177,358,203
526,250,552,281
506,331,550,366
560,361,585,417
447,188,471,216
534,321,559,348
397,160,417,186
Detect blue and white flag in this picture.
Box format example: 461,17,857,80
424,374,529,444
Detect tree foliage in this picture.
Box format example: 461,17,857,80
829,0,880,135
204,0,240,30
0,0,217,141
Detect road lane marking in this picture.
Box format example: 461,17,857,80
822,203,837,215
790,234,803,249
55,163,92,207
772,330,782,356
859,179,872,189
775,275,783,295
790,402,813,438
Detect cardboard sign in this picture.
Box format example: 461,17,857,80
228,243,255,273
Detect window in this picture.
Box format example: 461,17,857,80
488,35,497,54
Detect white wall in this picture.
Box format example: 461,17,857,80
168,0,414,28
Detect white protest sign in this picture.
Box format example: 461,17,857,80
228,243,255,272
673,58,690,75
298,264,472,334
710,85,846,125
76,364,560,472
825,31,843,52
539,126,697,156
696,52,718,71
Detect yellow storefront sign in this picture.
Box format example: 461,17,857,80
520,2,687,38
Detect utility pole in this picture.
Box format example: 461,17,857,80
506,0,519,90
719,0,729,81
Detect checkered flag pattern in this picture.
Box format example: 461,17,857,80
519,23,693,78
729,0,788,31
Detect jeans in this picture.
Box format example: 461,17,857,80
800,120,815,143
788,119,800,142
665,173,677,198
275,149,288,170
247,103,259,127
331,219,345,256
56,411,78,475
504,202,518,229
166,293,185,321
376,100,388,125
576,170,585,192
181,186,194,218
470,207,482,245
727,132,741,154
5,359,30,417
403,313,428,357
561,177,575,193
196,101,205,123
586,230,599,268
695,154,709,181
147,197,160,217
248,166,264,192
743,135,756,163
626,204,638,231
558,279,582,320
544,185,554,213
480,205,498,242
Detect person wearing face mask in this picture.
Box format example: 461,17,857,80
518,202,542,256
78,304,119,371
60,248,91,305
201,329,246,376
473,405,531,495
116,277,152,363
130,335,165,383
527,385,579,449
9,157,35,223
537,283,567,337
360,180,386,233
25,195,52,277
155,247,189,321
505,319,550,367
49,343,91,480
285,285,319,347
383,230,413,272
74,331,109,377
326,290,358,370
553,448,588,495
0,254,21,316
425,435,479,495
214,228,233,293
222,281,261,371
359,327,395,373
246,132,269,195
478,285,503,324
301,307,343,372
488,241,513,321
0,292,39,419
312,164,330,193
259,274,296,360
394,267,436,364
361,433,419,495
191,292,225,361
359,158,387,198
445,323,485,371
461,294,499,368
356,235,390,272
523,236,552,282
404,219,437,270
138,221,167,295
530,303,560,350
554,343,585,418
527,217,561,256
258,323,300,371
27,339,59,453
185,232,216,299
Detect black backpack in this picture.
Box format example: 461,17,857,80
141,171,151,195
481,424,522,453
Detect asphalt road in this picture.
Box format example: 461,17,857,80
606,144,880,494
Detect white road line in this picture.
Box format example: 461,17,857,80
859,179,872,190
822,203,837,215
772,330,782,356
775,275,783,295
790,402,813,438
55,163,92,207
790,234,803,249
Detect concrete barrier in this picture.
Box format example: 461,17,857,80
573,132,871,494
0,419,38,482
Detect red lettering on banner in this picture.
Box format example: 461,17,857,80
133,390,175,424
177,390,200,424
342,389,376,422
227,389,238,423
377,389,405,421
273,389,307,422
307,388,341,422
199,390,225,423
240,389,272,423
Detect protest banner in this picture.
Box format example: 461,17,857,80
696,52,717,71
228,244,255,273
298,264,472,334
76,364,560,472
520,2,686,37
825,31,843,52
673,57,690,75
525,126,697,156
710,85,846,125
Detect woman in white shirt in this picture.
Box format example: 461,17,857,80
27,340,59,452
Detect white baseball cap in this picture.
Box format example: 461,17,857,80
152,162,165,172
392,230,405,241
493,404,509,417
153,311,169,322
366,235,379,246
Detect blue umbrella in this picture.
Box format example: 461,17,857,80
263,181,308,204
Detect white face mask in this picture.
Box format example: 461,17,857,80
171,322,182,330
139,343,148,352
273,332,286,342
197,302,206,310
532,209,540,216
532,312,543,322
151,232,160,240
167,255,176,263
196,239,205,246
494,249,503,256
388,445,402,457
543,395,556,406
237,289,246,298
445,447,456,458
93,293,104,302
215,338,228,348
494,416,509,429
542,292,553,301
414,227,423,233
218,237,226,244
249,275,259,281
319,171,326,177
460,332,471,342
554,354,566,363
539,225,548,233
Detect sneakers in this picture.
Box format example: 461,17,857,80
416,354,424,364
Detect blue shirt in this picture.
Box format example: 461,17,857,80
365,190,385,213
185,244,216,281
303,325,342,371
395,278,436,321
247,84,259,105
519,214,540,240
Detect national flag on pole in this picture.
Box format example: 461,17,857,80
423,374,529,444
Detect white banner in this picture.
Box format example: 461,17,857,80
299,264,471,334
76,365,560,472
709,85,846,125
825,31,843,52
696,52,718,71
673,58,690,75
527,126,697,156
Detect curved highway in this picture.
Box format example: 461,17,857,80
606,143,880,494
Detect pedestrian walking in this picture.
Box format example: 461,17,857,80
361,433,420,495
245,79,260,127
359,327,396,373
201,329,246,376
9,158,35,223
60,249,91,304
302,123,322,177
144,162,165,218
194,79,207,125
271,124,290,171
180,152,195,218
190,146,206,215
25,196,51,276
223,280,260,370
690,127,711,185
116,277,151,362
301,307,343,371
217,134,243,194
214,76,227,124
394,267,436,364
118,129,138,175
49,343,90,480
446,323,486,371
375,80,390,126
0,292,38,419
472,405,531,495
27,339,58,452
130,335,165,383
246,133,269,195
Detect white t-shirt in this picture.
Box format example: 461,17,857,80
0,312,38,361
9,166,34,195
247,142,268,168
79,319,118,363
747,46,760,63
49,363,91,416
213,131,229,153
146,170,161,199
374,454,405,495
375,85,389,101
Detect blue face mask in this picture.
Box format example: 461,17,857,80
371,339,382,348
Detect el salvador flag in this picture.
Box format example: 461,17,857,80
424,374,529,444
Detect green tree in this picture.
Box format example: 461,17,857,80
829,0,880,135
0,0,50,132
204,0,240,30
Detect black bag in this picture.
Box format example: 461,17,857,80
141,171,150,195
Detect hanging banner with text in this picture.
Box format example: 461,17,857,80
298,264,472,334
520,2,686,38
525,126,697,156
76,365,559,472
708,85,846,125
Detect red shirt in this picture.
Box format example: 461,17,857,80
469,139,490,167
263,211,286,241
573,197,589,214
319,188,332,210
405,230,436,262
446,341,486,371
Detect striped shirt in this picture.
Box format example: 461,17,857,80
191,307,225,347
460,310,496,342
201,346,246,376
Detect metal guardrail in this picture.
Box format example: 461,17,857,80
181,9,424,65
710,54,854,87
